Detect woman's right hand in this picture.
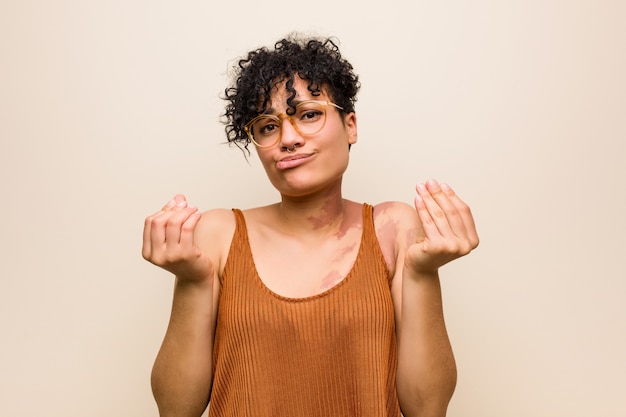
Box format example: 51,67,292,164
142,194,214,283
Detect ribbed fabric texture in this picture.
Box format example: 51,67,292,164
208,204,401,417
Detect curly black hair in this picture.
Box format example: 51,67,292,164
222,34,360,154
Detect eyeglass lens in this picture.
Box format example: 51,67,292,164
249,101,328,147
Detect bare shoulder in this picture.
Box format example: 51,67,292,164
372,201,423,274
195,208,237,273
373,201,421,233
197,208,236,230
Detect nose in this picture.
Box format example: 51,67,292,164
279,117,303,150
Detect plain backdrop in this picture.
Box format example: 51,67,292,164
1,1,624,416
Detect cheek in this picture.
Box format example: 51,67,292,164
328,136,352,158
255,148,273,165
322,145,351,174
260,158,277,176
257,153,288,184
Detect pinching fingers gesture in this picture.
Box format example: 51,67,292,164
405,179,479,275
142,194,213,283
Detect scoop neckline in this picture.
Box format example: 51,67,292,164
236,204,367,303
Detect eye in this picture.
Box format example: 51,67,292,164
254,117,280,136
297,105,324,123
260,123,278,134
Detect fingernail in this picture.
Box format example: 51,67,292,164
417,183,427,192
427,178,440,188
166,199,175,207
176,200,187,207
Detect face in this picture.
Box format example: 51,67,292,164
253,77,358,197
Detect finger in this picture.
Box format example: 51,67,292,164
142,214,155,259
149,208,174,248
154,195,190,242
427,180,467,237
173,194,188,208
161,198,176,211
414,191,443,242
164,206,200,246
425,179,461,220
179,209,202,248
416,181,455,238
143,200,176,257
145,197,181,256
440,183,480,248
143,196,190,263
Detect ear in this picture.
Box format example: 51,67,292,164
344,112,358,145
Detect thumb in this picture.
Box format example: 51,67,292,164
173,194,188,207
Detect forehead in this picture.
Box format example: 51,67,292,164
266,77,329,111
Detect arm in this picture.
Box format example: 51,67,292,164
142,195,233,417
151,277,218,417
391,180,479,417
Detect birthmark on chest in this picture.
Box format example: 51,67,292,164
320,270,343,291
331,242,357,262
319,242,358,290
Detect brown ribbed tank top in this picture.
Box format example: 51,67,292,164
208,204,401,417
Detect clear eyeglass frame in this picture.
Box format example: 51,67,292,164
243,100,344,148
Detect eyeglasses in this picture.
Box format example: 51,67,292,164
243,100,344,148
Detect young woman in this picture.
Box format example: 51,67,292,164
142,35,479,417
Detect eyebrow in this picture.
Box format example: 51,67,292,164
262,100,306,116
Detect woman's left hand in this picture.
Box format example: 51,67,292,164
405,179,479,275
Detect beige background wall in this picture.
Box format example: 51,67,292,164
1,1,624,416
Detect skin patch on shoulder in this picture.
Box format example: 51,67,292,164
373,204,401,274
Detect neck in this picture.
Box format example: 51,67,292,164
275,183,347,234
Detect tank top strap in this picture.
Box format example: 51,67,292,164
361,202,376,245
229,208,249,246
360,203,392,285
221,208,252,286
362,203,373,227
231,208,245,230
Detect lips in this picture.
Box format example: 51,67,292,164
276,153,313,170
